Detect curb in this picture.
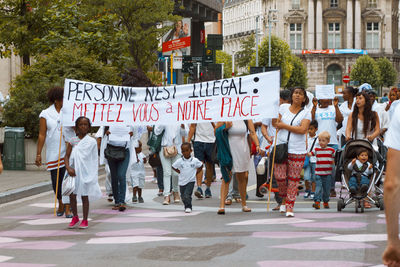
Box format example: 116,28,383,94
0,167,106,205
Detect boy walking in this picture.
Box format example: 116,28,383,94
172,143,203,213
309,131,335,209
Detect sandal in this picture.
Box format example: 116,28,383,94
242,206,251,212
234,197,241,203
56,203,65,217
217,208,225,215
272,205,281,211
225,199,232,205
364,200,372,209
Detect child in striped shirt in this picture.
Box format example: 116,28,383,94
308,131,335,209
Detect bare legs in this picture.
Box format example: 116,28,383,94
236,171,249,208
69,194,89,220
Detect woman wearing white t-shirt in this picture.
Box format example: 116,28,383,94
338,86,357,146
36,87,71,218
272,87,311,217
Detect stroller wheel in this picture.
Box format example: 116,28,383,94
337,199,344,212
379,198,384,211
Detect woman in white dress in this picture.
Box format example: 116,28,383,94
215,120,260,213
35,87,71,218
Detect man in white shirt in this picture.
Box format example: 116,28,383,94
187,122,216,198
383,104,400,266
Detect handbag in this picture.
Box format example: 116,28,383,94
163,145,177,158
147,127,165,154
303,137,317,169
62,174,75,196
270,108,304,164
256,157,267,175
148,152,162,167
104,144,126,161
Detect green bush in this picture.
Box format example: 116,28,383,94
3,46,120,138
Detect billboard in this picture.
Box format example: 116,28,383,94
162,18,191,56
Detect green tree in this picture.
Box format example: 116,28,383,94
104,0,179,72
0,0,50,64
250,35,294,87
286,55,308,89
376,57,397,88
31,0,127,68
2,46,120,138
237,34,255,70
216,50,233,78
350,55,381,89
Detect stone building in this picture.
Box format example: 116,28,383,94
223,0,400,90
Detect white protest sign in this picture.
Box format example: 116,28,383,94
316,84,335,99
62,71,280,126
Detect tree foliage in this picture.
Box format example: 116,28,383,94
376,57,397,88
286,55,308,89
2,46,119,138
237,34,255,69
350,55,381,89
216,50,233,78
104,0,179,72
250,35,293,87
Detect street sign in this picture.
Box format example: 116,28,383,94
343,75,350,83
204,49,214,64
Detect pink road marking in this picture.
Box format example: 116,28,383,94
0,264,55,267
292,221,368,229
94,217,179,223
296,213,365,219
258,261,370,267
87,236,186,244
91,209,154,215
3,215,54,220
321,234,388,242
227,218,313,226
20,218,91,226
96,228,172,237
252,231,337,239
271,241,376,250
129,211,202,218
0,230,83,238
0,241,76,250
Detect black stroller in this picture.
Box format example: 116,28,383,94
336,139,385,213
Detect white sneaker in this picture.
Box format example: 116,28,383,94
279,205,286,213
286,211,294,217
185,208,192,213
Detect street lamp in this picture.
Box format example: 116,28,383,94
255,15,261,67
232,50,235,77
267,9,278,67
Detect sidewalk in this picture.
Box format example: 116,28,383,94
0,168,105,204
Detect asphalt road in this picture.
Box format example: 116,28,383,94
0,167,387,267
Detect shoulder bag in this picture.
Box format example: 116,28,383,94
104,144,126,161
270,108,304,164
147,127,165,154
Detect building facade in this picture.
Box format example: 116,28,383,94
223,0,400,90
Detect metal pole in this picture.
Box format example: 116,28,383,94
164,57,168,86
197,62,201,80
256,16,259,67
221,63,224,79
232,50,235,77
268,12,271,67
170,53,174,85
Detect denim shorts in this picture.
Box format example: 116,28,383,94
193,141,214,163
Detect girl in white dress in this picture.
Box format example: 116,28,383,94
65,117,102,229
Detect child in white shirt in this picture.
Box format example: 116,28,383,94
172,142,203,213
131,141,147,203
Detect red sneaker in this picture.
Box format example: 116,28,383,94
68,216,79,229
323,202,330,209
79,220,88,229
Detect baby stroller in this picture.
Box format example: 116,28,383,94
336,139,385,213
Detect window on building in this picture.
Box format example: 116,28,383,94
327,64,342,86
289,23,302,50
292,0,300,9
330,0,338,7
366,22,379,49
328,23,341,48
368,0,377,8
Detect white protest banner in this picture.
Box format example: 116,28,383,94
316,84,335,99
62,71,280,126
